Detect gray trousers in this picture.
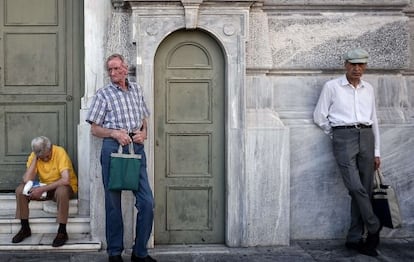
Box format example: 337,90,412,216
332,127,380,243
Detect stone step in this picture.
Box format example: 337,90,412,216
0,194,100,251
0,212,92,234
0,193,78,214
0,233,101,251
0,194,85,235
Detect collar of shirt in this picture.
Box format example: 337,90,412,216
339,75,366,89
110,79,130,91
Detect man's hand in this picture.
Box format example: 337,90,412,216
131,129,147,144
111,129,132,146
29,186,46,200
374,157,381,170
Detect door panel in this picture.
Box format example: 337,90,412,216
167,80,211,123
5,0,58,25
154,30,225,244
0,0,80,191
5,33,60,88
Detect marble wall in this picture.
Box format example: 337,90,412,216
245,69,414,240
251,1,414,240
267,13,409,70
81,0,414,249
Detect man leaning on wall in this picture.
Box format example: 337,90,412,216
313,48,382,257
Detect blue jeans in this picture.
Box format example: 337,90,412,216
101,138,154,257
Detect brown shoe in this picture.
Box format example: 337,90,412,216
12,228,31,243
52,232,68,247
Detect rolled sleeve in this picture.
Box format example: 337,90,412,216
86,92,107,125
313,84,332,137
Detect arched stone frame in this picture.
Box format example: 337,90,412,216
130,4,249,246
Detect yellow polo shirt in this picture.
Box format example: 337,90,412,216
27,145,78,193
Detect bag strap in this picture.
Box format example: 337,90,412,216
374,169,384,189
129,143,135,155
117,143,136,155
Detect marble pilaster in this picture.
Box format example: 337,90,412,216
245,109,290,245
82,0,113,250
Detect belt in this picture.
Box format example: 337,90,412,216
332,124,372,130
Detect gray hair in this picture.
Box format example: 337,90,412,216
31,136,52,157
105,53,127,70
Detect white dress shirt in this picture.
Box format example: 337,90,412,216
313,75,380,157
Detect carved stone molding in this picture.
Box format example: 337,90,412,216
181,0,203,29
247,4,272,70
111,0,126,9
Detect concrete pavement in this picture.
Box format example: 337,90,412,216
0,238,413,261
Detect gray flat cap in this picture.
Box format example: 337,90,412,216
344,48,369,63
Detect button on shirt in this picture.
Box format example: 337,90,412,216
86,80,150,132
313,75,380,157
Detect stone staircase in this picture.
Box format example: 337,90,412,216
0,193,101,251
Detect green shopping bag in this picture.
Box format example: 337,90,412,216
109,143,141,191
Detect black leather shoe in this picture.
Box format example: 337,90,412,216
52,232,68,247
109,255,123,262
345,240,364,251
12,228,31,243
366,224,383,249
358,245,378,257
131,253,157,262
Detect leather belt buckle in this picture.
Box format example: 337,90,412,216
355,124,361,129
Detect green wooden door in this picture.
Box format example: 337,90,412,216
154,30,225,244
0,0,82,191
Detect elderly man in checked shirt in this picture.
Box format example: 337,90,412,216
313,48,382,257
86,54,156,262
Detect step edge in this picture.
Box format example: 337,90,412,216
0,217,91,223
0,243,102,251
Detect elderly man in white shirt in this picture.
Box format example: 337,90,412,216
313,48,382,257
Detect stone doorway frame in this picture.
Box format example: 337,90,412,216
129,1,249,246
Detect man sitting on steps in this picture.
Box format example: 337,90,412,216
12,136,78,247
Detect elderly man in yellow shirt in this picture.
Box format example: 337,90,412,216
12,136,78,247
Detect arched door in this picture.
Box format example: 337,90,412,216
154,30,225,244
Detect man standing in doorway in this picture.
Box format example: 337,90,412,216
86,54,156,262
313,48,382,257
